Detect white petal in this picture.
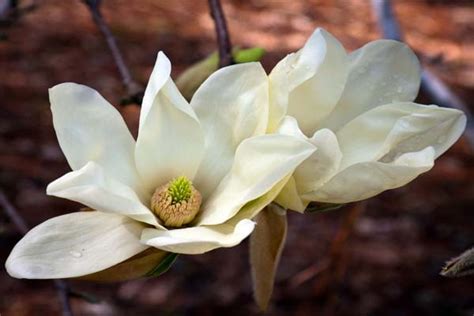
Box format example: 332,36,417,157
49,83,140,190
250,205,287,311
139,51,172,129
141,219,255,255
191,62,269,199
47,161,161,227
6,212,147,279
337,102,466,169
304,147,435,203
273,176,308,212
295,128,342,193
80,248,169,282
135,52,204,192
275,116,342,211
232,174,292,220
196,134,316,226
320,40,421,131
285,29,348,135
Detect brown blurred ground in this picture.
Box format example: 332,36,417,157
1,0,473,315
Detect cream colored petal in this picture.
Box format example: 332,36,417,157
231,174,293,221
268,28,348,134
135,52,204,192
274,116,342,211
304,147,435,203
337,102,466,169
49,83,140,190
273,176,308,212
79,248,169,282
286,30,348,136
5,212,147,279
47,161,161,227
294,128,342,192
320,40,421,131
191,62,269,199
250,205,287,311
197,134,315,226
141,219,255,255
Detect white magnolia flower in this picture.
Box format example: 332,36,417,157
5,52,315,279
268,28,466,211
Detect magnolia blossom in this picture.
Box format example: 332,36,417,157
269,28,466,211
5,52,315,279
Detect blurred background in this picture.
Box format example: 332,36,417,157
1,0,473,315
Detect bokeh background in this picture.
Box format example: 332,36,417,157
1,0,473,315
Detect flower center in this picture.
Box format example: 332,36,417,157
150,176,202,228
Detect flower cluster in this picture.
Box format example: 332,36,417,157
5,28,465,297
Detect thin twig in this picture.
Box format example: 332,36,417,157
82,0,144,104
54,280,74,316
0,190,74,316
0,191,28,234
0,0,38,26
372,0,474,148
208,0,233,68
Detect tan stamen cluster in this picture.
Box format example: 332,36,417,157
150,181,202,228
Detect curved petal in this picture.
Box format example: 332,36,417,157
231,174,292,221
191,62,269,199
6,212,147,279
304,147,435,203
337,102,466,169
196,134,316,226
268,28,348,134
320,40,421,131
273,176,308,212
49,83,140,190
141,219,255,255
47,161,161,227
286,30,348,135
295,129,342,193
274,116,342,211
277,116,342,194
79,248,169,282
250,205,287,311
135,52,205,192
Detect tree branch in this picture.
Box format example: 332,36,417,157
372,0,474,148
0,190,74,316
208,0,233,68
82,0,144,105
0,0,37,27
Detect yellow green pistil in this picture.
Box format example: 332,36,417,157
150,176,202,228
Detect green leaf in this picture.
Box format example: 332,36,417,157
69,290,101,304
441,247,474,277
233,47,265,63
305,202,345,213
250,204,287,311
146,253,178,277
175,52,219,101
175,47,266,101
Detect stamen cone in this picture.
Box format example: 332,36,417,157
150,177,202,228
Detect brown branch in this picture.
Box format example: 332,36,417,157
0,0,38,27
372,0,474,148
82,0,144,105
0,190,74,316
208,0,233,68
